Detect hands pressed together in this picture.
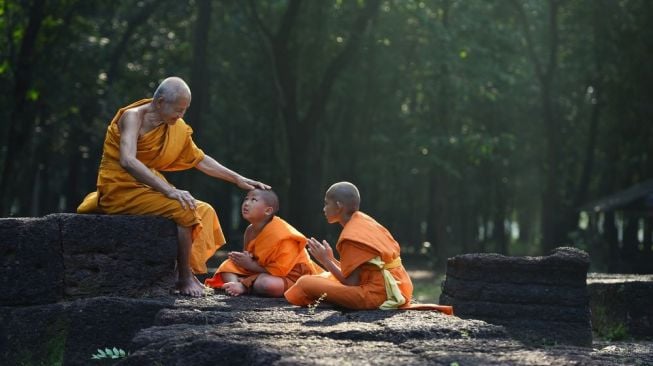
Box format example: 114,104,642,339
228,251,257,271
306,238,334,266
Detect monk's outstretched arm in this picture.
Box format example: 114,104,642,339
307,238,360,286
118,111,196,210
196,155,270,190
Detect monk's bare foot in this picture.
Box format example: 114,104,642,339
222,282,247,296
176,276,205,297
193,275,204,286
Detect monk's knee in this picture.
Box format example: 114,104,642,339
253,275,284,297
177,225,192,242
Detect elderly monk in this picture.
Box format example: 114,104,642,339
77,76,269,297
285,182,453,314
205,189,323,297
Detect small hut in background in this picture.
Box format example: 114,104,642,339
580,179,653,273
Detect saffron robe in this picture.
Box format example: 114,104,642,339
284,211,414,310
77,99,226,274
205,216,323,291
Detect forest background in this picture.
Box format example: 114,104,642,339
1,0,651,272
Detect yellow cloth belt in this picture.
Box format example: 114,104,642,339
367,256,406,310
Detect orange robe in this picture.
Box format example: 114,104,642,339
285,211,414,310
205,216,323,291
77,99,226,274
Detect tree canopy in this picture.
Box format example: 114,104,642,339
1,0,651,270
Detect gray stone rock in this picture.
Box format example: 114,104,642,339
444,247,589,287
0,217,64,305
440,247,592,346
0,213,178,305
588,273,653,339
58,213,178,298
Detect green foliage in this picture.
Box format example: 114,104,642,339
593,304,630,341
0,0,651,271
91,347,128,360
602,323,628,342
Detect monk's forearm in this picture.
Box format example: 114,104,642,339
121,158,173,194
240,260,267,274
319,258,348,284
250,262,268,274
196,155,243,184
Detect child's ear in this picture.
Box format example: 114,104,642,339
265,206,274,216
336,201,342,208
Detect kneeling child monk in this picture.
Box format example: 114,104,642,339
284,181,452,314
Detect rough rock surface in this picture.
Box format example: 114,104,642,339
588,273,653,339
116,294,651,366
1,215,651,365
440,247,592,346
0,213,177,306
0,216,64,305
58,213,177,298
0,296,174,365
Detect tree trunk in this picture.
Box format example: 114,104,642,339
183,0,212,191
603,211,619,272
0,0,46,215
248,0,380,234
427,170,449,268
512,0,564,252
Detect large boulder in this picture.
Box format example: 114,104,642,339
58,213,177,298
0,213,178,306
587,273,653,339
440,247,592,346
0,213,179,365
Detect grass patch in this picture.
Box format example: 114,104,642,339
408,268,445,303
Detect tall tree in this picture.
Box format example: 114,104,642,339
247,0,381,233
0,0,46,214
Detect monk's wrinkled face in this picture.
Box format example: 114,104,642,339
158,95,190,125
323,195,341,224
242,190,272,223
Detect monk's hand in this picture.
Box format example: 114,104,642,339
306,237,333,265
231,251,256,270
166,188,197,210
235,177,271,191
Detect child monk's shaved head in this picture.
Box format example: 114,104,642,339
326,182,360,213
255,189,279,215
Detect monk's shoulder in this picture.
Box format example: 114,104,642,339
118,108,143,129
243,224,255,241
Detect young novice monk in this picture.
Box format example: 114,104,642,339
205,189,323,297
286,181,452,314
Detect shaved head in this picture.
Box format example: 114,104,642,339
326,181,360,213
153,76,191,103
255,189,279,214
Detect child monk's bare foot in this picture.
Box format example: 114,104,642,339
222,281,247,296
176,275,205,297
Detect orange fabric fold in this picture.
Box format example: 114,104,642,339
205,216,323,289
77,99,226,274
400,304,454,315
